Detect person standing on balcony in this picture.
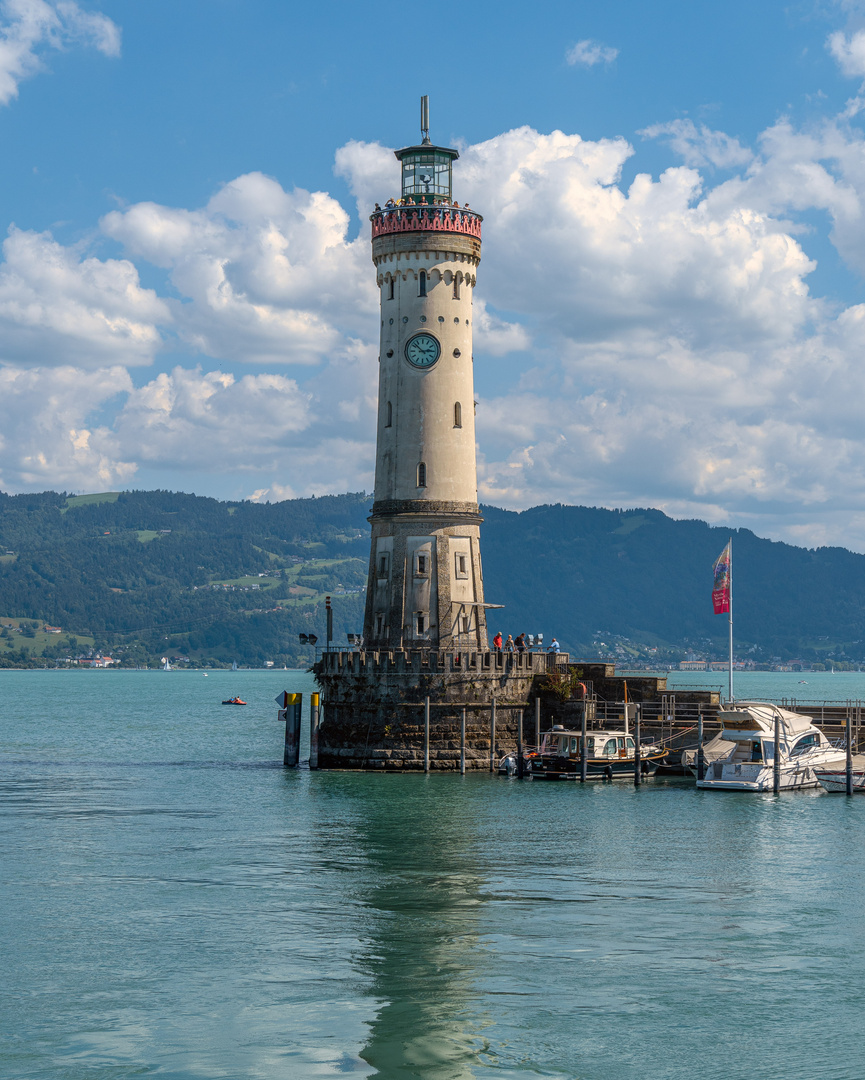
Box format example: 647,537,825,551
548,638,560,654
493,632,502,651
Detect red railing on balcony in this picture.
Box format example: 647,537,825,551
371,205,482,241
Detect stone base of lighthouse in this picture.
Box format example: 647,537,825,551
314,649,565,770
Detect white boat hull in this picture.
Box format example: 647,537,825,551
697,753,846,791
814,770,865,793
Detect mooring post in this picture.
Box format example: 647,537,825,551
490,697,496,772
424,696,430,773
697,712,705,782
535,696,541,751
284,693,302,768
846,712,853,796
517,708,524,779
634,703,642,787
309,692,320,769
460,707,466,776
580,700,588,783
773,712,781,794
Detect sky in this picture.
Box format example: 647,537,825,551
6,2,865,551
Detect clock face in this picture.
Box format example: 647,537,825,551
405,333,441,369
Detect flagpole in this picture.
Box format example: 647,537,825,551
728,538,734,703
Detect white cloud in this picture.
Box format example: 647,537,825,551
565,39,618,67
641,119,753,169
11,110,865,547
0,364,134,491
114,366,314,470
828,28,865,78
102,172,376,366
0,227,169,367
0,0,120,106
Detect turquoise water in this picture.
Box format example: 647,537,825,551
2,670,864,1079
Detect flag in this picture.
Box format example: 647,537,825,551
712,541,731,614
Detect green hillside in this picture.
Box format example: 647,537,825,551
0,489,862,667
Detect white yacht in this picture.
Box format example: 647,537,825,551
696,702,845,791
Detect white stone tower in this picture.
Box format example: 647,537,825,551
363,98,488,652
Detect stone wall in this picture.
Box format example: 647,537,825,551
315,649,561,770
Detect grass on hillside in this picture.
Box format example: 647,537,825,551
0,621,95,656
63,492,121,511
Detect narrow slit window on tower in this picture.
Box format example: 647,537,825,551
417,461,426,487
375,612,385,636
378,552,390,577
385,401,392,427
461,615,470,634
455,553,468,579
454,401,462,428
416,553,428,577
388,277,394,300
419,270,427,297
416,613,426,636
453,275,460,300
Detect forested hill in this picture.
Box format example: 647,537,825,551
0,489,862,667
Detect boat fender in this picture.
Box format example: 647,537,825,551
641,759,649,775
604,765,613,781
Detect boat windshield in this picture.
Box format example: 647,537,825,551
791,732,820,756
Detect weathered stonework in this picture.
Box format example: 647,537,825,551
316,649,562,770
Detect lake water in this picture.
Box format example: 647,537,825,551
2,669,864,1080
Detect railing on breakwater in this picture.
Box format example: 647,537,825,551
370,205,482,241
318,648,568,675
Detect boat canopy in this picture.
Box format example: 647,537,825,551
718,702,815,740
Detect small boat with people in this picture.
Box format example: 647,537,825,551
695,701,845,791
221,697,247,705
499,725,669,780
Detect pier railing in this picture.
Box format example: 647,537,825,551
370,205,482,240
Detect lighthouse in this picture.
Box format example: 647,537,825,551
314,101,553,771
363,96,488,653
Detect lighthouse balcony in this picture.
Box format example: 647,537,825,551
370,205,482,241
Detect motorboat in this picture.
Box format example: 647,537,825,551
505,725,668,780
813,768,865,793
695,702,845,791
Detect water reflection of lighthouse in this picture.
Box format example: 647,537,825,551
353,781,488,1079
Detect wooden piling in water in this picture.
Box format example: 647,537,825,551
634,704,642,787
517,709,524,779
309,693,320,769
697,713,705,782
284,693,302,768
580,703,588,783
847,713,853,796
773,714,780,794
535,697,541,751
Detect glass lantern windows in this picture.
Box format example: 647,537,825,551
396,144,458,203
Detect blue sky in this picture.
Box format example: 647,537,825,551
4,0,865,550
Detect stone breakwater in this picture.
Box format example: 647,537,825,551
313,652,721,770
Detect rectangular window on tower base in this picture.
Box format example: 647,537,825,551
455,553,468,579
375,613,385,636
416,613,426,635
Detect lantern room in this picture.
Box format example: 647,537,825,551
394,95,459,203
